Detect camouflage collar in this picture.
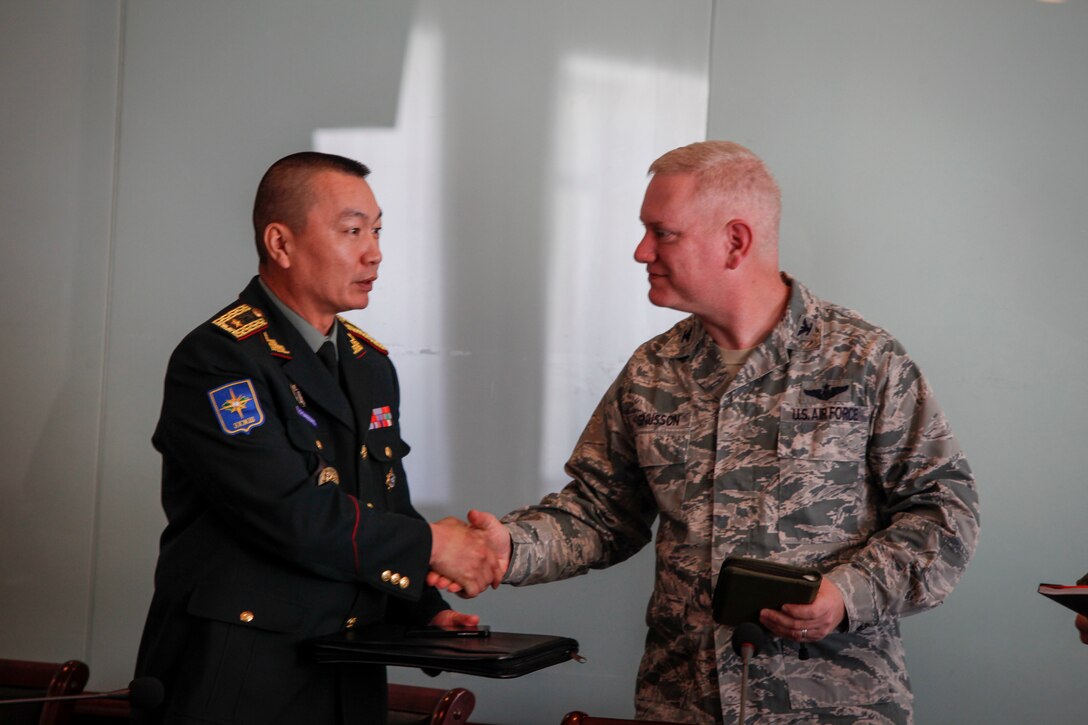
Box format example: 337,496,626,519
658,273,824,362
657,316,702,359
778,273,823,353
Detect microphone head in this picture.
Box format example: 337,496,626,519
731,622,765,657
127,677,165,710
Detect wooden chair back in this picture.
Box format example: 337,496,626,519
560,712,683,725
0,658,90,725
386,682,475,724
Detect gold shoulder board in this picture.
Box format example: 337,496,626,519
339,317,388,356
212,304,268,340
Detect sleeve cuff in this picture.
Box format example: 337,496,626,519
824,564,876,631
502,522,533,585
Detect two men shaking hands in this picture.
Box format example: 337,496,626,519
429,510,509,597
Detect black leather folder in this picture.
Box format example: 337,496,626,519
307,626,581,678
1038,583,1088,616
712,557,821,625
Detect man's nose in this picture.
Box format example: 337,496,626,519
365,239,382,265
633,233,654,263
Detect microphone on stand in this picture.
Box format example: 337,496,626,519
0,676,164,710
731,622,765,724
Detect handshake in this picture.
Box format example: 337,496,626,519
428,509,511,597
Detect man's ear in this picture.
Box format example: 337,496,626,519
723,219,753,270
263,223,292,269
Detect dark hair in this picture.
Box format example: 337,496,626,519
252,152,370,263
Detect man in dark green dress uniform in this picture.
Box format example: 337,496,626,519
134,152,501,725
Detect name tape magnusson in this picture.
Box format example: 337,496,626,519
631,412,688,428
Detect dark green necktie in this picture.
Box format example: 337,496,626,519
317,340,338,378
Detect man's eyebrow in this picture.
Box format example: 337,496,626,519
339,209,383,221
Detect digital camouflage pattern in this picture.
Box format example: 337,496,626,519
502,276,979,724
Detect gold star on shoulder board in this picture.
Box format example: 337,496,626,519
212,304,268,340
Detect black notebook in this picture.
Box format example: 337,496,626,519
713,557,821,625
1038,583,1088,616
307,626,581,679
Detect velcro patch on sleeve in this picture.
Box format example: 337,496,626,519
208,379,266,434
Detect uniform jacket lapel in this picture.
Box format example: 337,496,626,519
335,321,381,436
239,278,356,430
282,355,355,430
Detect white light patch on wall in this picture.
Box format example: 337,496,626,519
538,53,706,495
314,23,452,505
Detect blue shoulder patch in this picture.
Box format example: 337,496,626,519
208,379,265,435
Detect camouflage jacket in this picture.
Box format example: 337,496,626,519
502,276,979,724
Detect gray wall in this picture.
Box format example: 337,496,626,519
1,1,1085,723
1,0,121,667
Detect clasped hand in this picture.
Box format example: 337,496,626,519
428,510,510,597
758,577,846,644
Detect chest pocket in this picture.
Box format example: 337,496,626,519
361,426,411,506
634,426,695,536
777,415,867,462
634,429,690,468
777,385,868,462
776,396,871,546
364,426,409,465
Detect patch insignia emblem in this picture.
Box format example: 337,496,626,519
785,379,866,424
804,383,849,401
369,406,393,430
346,333,366,358
208,380,265,435
263,331,291,358
290,383,305,407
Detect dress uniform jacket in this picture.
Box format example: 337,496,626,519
135,277,446,725
502,275,979,724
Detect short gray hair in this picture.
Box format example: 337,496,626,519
650,141,781,235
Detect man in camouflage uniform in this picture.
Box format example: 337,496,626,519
444,141,979,723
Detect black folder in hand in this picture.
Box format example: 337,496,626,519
307,626,581,678
712,557,822,625
1038,583,1088,616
